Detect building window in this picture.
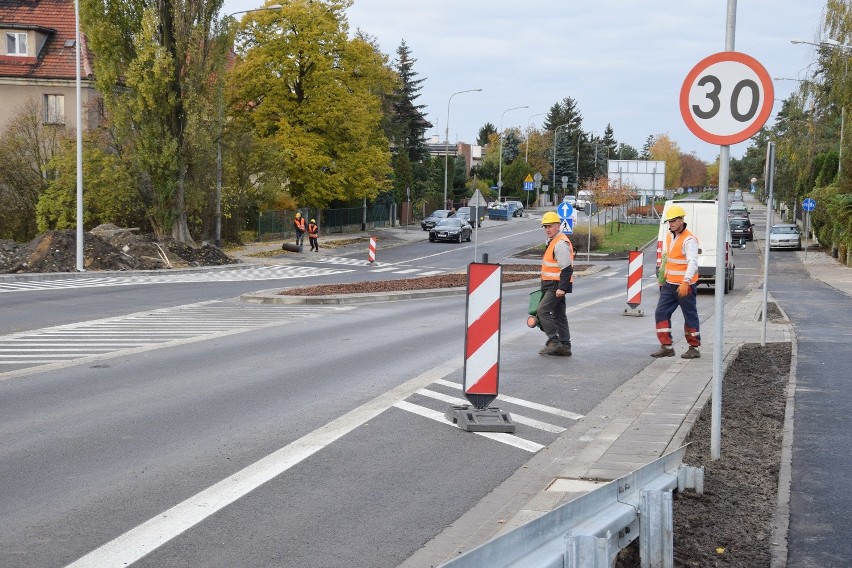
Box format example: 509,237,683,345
44,94,65,125
6,32,28,56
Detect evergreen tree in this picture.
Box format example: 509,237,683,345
641,135,656,160
477,123,496,146
543,97,583,190
389,40,432,162
616,143,640,160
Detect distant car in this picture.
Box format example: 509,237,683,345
768,223,802,250
421,209,452,231
729,217,753,241
455,206,482,228
728,203,749,218
429,218,472,243
731,189,744,202
506,200,524,217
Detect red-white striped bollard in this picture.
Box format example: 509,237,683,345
463,263,502,408
624,250,644,316
368,236,376,263
445,262,514,432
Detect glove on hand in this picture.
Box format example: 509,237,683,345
677,282,692,298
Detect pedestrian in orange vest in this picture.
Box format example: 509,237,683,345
293,212,306,248
308,219,319,251
537,211,574,356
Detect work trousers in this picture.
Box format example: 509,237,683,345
537,281,571,345
295,230,305,246
654,282,700,347
309,236,318,250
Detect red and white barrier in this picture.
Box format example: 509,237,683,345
624,250,644,316
463,262,502,408
368,236,376,263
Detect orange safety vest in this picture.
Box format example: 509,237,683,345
663,228,698,285
541,233,574,282
307,223,318,238
294,217,306,232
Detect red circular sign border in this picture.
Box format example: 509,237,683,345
680,51,775,146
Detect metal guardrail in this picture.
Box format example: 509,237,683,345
440,447,703,568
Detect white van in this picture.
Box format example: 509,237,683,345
655,199,735,293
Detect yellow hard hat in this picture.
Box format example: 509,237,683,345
541,211,561,225
295,212,301,218
664,205,687,222
310,219,316,223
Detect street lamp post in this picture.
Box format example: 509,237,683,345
791,38,851,177
497,105,529,202
444,88,482,209
525,112,546,163
74,0,83,271
552,124,570,202
216,5,282,247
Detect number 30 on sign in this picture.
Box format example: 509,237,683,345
680,51,774,146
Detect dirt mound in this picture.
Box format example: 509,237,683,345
0,227,237,274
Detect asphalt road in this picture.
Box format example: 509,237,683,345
0,214,765,568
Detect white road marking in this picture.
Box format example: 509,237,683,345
62,358,466,568
394,400,544,453
416,388,566,434
435,379,584,421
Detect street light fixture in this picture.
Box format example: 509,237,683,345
497,105,529,202
524,112,546,163
552,123,570,200
791,38,851,176
444,88,482,209
215,4,283,247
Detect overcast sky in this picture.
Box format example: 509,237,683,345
221,0,827,163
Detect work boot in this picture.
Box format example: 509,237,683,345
542,343,571,356
538,339,557,355
681,346,701,359
650,345,675,358
561,342,572,356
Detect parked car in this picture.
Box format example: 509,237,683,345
729,217,754,241
455,206,484,228
429,218,472,243
506,200,524,217
768,223,802,250
421,209,452,231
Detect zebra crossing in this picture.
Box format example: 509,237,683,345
0,260,447,293
0,301,352,375
394,378,584,453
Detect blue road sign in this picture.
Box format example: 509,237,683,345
561,218,573,235
523,181,534,192
802,197,816,212
557,202,574,219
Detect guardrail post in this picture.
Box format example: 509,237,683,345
639,490,673,568
565,530,612,568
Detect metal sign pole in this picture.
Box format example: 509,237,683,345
761,142,775,346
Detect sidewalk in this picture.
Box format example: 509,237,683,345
400,251,852,568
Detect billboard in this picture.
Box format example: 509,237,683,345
608,160,666,205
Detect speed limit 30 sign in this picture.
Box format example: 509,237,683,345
680,51,774,145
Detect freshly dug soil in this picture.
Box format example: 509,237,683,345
0,227,235,273
276,264,591,296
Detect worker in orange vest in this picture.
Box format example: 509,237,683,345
651,205,701,359
293,212,306,248
537,211,574,356
307,219,319,251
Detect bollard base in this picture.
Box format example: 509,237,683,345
445,405,516,433
282,243,303,253
623,307,644,317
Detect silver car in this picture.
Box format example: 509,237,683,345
768,223,801,251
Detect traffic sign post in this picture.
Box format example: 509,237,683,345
802,198,816,259
445,262,515,433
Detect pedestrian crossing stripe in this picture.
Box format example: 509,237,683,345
0,301,352,375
